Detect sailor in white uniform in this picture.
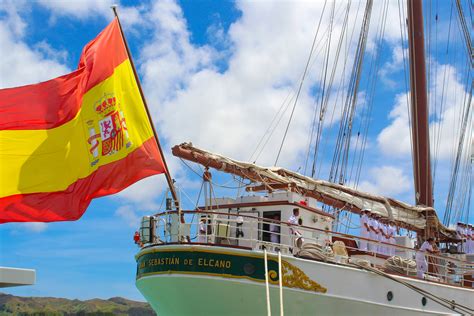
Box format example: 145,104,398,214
288,208,301,249
377,216,386,255
387,220,397,256
359,209,371,251
382,220,390,256
416,238,438,279
368,213,378,253
198,218,207,243
376,215,384,254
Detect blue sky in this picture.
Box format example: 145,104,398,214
0,0,472,301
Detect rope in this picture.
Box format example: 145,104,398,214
455,0,473,68
274,0,329,166
351,0,389,188
444,81,473,225
180,158,250,189
312,0,363,180
433,3,454,191
308,0,352,178
254,2,345,165
278,251,284,316
328,0,373,186
264,249,272,316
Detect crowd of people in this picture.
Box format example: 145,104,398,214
359,208,397,256
357,210,473,280
456,222,474,254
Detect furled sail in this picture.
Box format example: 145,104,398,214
172,142,457,239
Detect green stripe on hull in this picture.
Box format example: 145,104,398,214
136,248,280,284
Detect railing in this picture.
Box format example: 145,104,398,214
139,210,474,288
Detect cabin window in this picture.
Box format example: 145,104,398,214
262,211,281,244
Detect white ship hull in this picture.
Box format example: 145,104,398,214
136,244,473,315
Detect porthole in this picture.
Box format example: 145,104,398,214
243,263,255,275
386,291,393,301
421,297,427,306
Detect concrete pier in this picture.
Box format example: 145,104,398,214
0,266,35,287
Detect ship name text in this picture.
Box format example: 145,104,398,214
144,256,231,269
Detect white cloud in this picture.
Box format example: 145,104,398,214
377,63,472,162
18,222,48,233
0,2,70,88
379,45,408,89
377,92,412,157
131,0,411,176
37,0,115,19
35,0,145,29
0,0,27,37
4,0,454,218
139,0,404,170
115,175,167,211
33,41,68,63
115,205,140,228
358,165,412,197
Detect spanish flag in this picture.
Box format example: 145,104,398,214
0,19,166,223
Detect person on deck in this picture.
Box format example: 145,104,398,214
269,214,281,244
198,218,207,243
416,237,439,279
368,213,378,253
288,208,301,249
387,220,397,256
179,213,191,243
288,208,299,228
379,219,389,255
359,209,371,251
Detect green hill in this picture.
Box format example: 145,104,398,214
0,293,155,316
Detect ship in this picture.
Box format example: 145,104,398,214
134,0,473,315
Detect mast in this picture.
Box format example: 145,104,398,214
407,0,435,238
407,0,433,207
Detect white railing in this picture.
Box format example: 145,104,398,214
140,210,474,288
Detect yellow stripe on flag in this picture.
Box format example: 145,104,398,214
0,60,155,198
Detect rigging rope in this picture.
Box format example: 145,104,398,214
455,0,474,68
313,0,363,180
252,0,347,164
352,262,474,315
309,1,352,178
351,0,389,188
444,80,473,226
274,0,330,166
328,0,373,186
433,2,454,189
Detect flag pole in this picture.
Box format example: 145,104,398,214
111,5,180,211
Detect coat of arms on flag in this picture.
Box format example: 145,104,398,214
86,93,132,166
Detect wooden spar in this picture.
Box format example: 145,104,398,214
111,6,180,209
172,143,464,238
407,0,433,209
171,143,428,232
171,144,349,209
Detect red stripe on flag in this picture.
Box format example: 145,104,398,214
0,137,165,223
0,19,128,130
78,18,128,92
